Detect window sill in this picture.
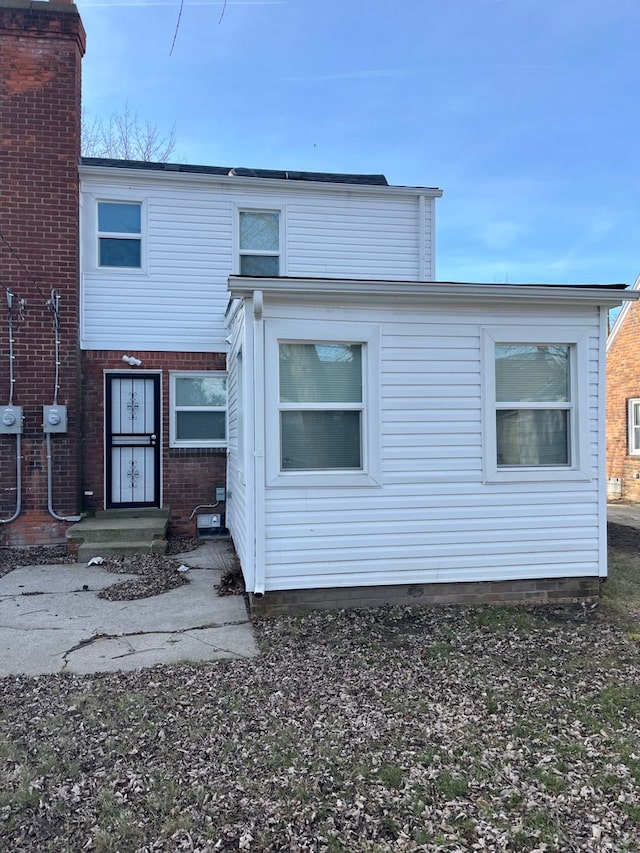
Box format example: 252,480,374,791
267,471,382,489
483,466,592,484
267,470,382,488
169,443,227,452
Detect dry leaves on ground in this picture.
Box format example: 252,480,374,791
1,601,639,852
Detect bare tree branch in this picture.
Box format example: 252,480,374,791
170,0,185,57
81,103,177,162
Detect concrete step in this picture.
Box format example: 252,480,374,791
95,508,170,520
66,508,170,561
77,539,168,562
66,517,168,544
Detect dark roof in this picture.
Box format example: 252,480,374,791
80,157,389,187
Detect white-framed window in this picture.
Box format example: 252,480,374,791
97,201,142,268
170,372,227,448
482,327,591,483
238,209,282,276
265,320,381,487
280,342,364,471
628,399,640,455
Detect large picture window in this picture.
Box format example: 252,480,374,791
238,210,280,276
98,201,142,268
482,327,590,483
170,372,227,448
279,343,363,471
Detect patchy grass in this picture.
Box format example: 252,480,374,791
603,523,640,628
0,528,639,851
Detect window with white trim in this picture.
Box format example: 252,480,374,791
628,399,640,455
98,201,142,268
239,210,280,275
265,320,381,487
170,372,227,448
279,342,363,471
495,344,571,467
482,327,590,483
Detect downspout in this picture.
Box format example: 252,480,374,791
252,290,266,596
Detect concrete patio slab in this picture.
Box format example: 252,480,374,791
0,541,258,676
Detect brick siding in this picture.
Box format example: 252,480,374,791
81,351,228,538
0,1,85,545
607,302,640,501
250,576,602,616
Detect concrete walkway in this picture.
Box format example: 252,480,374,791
608,502,640,529
0,540,258,676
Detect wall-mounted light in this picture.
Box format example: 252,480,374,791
122,355,143,367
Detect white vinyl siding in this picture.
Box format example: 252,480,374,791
225,304,251,585
254,300,603,592
80,171,435,352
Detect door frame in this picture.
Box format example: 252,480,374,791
104,371,162,509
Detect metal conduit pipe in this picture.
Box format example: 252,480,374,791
45,433,81,523
188,502,219,521
0,434,21,525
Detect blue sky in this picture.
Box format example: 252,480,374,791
76,0,640,286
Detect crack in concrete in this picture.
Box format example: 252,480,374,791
60,620,253,670
0,590,108,601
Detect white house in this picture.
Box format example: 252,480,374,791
2,0,632,613
77,160,443,542
226,275,631,612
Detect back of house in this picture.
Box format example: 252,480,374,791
0,0,632,612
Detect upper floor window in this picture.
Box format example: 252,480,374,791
170,372,227,448
239,210,280,276
98,201,142,268
628,399,640,455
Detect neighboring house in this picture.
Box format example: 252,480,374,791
606,274,640,501
0,0,635,611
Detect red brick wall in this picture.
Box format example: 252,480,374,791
606,301,640,501
0,1,86,545
81,351,228,538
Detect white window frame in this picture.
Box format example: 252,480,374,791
628,399,640,456
481,327,592,483
265,319,381,487
95,198,146,272
234,203,286,276
169,371,227,449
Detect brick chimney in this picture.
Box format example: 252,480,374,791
0,1,86,545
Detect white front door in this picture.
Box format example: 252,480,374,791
106,374,160,508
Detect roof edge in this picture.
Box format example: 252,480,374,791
228,276,636,306
79,158,443,195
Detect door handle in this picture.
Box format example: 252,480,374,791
151,434,157,445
